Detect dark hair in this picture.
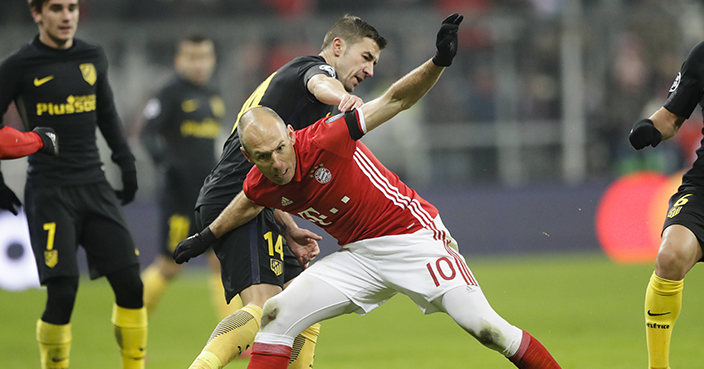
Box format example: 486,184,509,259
181,33,213,45
28,0,84,13
321,15,387,51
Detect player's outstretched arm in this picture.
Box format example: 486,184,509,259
629,107,685,150
273,209,322,269
0,125,58,159
307,74,364,112
361,13,462,132
173,191,264,263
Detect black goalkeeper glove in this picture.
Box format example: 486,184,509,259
629,119,662,150
0,181,21,215
33,127,58,156
173,227,217,264
432,13,464,67
115,168,138,205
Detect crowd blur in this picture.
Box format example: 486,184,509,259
2,0,704,191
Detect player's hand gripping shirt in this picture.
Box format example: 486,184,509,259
196,56,338,207
0,37,134,186
663,41,704,188
243,110,442,246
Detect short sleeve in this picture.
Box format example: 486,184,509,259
664,41,704,119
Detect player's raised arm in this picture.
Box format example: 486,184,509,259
361,13,462,132
173,190,263,264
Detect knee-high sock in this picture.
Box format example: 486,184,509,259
190,304,262,369
36,320,71,369
288,323,320,369
645,272,683,369
508,330,561,369
248,342,292,369
208,272,242,320
112,304,147,369
141,264,168,315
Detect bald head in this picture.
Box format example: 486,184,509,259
238,107,298,185
238,106,286,154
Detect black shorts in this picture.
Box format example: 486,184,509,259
663,188,704,260
157,187,199,257
24,181,140,284
196,204,303,303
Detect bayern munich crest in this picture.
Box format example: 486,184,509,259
314,167,332,184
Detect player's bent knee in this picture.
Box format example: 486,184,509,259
260,296,282,329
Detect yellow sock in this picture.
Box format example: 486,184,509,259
189,304,262,369
288,323,320,369
36,320,71,369
112,305,148,369
645,272,683,369
208,271,243,320
142,264,168,315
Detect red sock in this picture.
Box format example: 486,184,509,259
508,330,561,369
246,342,292,369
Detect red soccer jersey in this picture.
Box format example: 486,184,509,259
243,109,440,245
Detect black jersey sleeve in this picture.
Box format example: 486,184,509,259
94,47,136,171
301,60,337,102
664,41,704,119
0,55,22,126
140,89,172,165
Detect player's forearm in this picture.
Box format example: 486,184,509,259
0,126,44,159
308,75,348,106
273,209,298,236
363,60,444,132
650,107,685,141
208,191,264,238
388,59,444,110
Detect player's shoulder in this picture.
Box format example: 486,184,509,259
685,40,704,64
156,75,186,96
285,55,334,75
0,39,37,68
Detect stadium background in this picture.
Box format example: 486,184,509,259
2,1,704,368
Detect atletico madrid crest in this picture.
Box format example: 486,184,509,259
44,250,58,268
79,63,96,86
270,259,283,276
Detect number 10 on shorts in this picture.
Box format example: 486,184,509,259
426,257,457,287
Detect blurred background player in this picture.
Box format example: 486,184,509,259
629,40,704,369
139,33,236,320
173,14,386,369
0,1,146,368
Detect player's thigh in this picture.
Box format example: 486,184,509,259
660,190,704,276
358,229,479,314
79,184,139,279
302,248,396,314
24,185,80,284
201,206,289,303
261,272,356,338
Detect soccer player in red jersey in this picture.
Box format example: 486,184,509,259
176,13,561,369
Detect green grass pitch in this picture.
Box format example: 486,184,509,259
2,252,704,369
